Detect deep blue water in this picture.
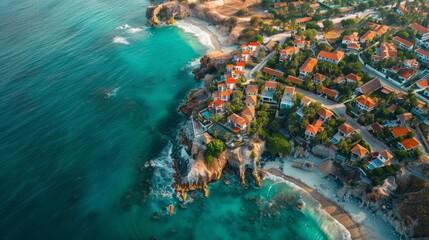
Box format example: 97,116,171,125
0,0,340,239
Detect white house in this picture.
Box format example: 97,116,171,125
280,86,295,109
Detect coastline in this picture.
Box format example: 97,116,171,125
263,157,400,240
266,168,363,240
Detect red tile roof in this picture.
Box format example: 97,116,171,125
393,36,413,48
355,95,378,109
409,23,429,34
212,99,225,107
320,87,339,98
249,42,259,47
317,50,345,62
399,69,416,80
417,78,429,88
244,95,257,105
225,78,237,84
351,144,369,157
263,67,284,77
265,81,278,89
338,123,354,135
228,113,246,126
360,30,377,41
391,126,410,138
379,150,393,161
314,73,326,82
317,108,334,119
235,62,246,67
399,138,420,150
347,42,361,50
416,48,429,57
306,124,319,135
300,57,318,73
287,75,304,84
281,46,299,56
295,17,313,24
246,84,259,94
346,73,361,82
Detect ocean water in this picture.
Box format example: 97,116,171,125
0,0,345,239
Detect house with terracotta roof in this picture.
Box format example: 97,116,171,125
398,68,416,83
226,64,235,72
398,138,420,151
319,87,339,100
338,123,354,138
345,73,361,83
261,81,277,103
403,59,420,69
415,48,429,63
366,22,389,36
300,96,313,107
280,46,299,61
393,36,413,51
225,78,237,90
360,30,377,43
391,126,411,138
286,75,304,85
248,42,260,52
409,23,429,43
396,112,413,125
368,150,393,169
245,95,257,106
355,78,382,95
263,67,284,78
295,17,312,25
305,119,323,139
347,42,361,51
234,52,251,62
218,83,226,92
368,122,383,133
214,90,232,102
210,99,225,113
280,86,295,109
333,76,345,84
317,108,334,121
246,84,258,96
274,2,287,8
228,113,247,131
342,32,359,45
416,78,429,89
372,42,397,62
241,106,255,122
313,73,326,83
299,57,318,78
412,99,427,116
293,35,310,49
232,70,243,79
317,50,345,64
351,144,369,161
355,95,378,112
235,62,246,71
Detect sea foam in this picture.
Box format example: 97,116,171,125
113,36,129,45
265,172,352,240
176,20,215,52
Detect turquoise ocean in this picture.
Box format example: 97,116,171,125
0,0,348,239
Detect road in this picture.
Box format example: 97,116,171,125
294,88,390,151
247,50,277,80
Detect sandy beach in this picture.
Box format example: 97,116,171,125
262,157,400,240
267,168,363,239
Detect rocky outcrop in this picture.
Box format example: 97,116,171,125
178,88,208,116
227,136,264,186
175,144,228,200
146,1,189,26
193,51,233,80
175,133,265,200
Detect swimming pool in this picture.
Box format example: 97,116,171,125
330,137,339,144
367,164,375,170
201,109,211,119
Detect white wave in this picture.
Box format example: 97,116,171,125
106,87,120,98
176,20,215,52
149,142,176,200
127,27,143,33
181,58,200,72
116,24,130,30
264,173,352,240
113,36,129,45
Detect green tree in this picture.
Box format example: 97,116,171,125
266,134,292,155
250,16,262,28
206,139,225,157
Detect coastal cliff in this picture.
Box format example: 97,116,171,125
176,128,265,200
146,1,189,26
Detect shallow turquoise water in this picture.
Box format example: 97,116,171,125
0,0,339,239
